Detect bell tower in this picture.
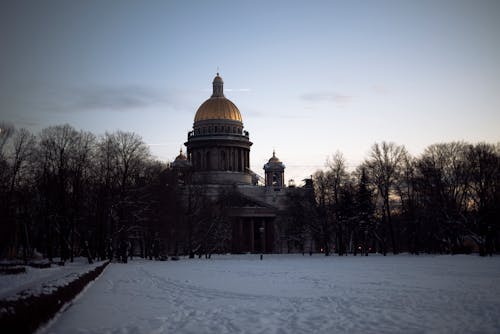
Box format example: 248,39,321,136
264,150,285,189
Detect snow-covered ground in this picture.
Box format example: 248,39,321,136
0,259,104,300
43,254,500,334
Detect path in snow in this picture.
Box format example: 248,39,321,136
44,254,500,334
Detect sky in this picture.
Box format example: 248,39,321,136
1,0,499,183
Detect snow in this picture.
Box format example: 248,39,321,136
0,259,105,300
42,254,500,334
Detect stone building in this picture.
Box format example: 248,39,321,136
173,73,298,253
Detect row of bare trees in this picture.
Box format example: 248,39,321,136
0,122,238,262
0,124,148,261
286,141,500,256
2,122,499,260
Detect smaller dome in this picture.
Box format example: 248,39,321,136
175,148,187,161
264,150,285,171
268,150,281,163
172,148,192,169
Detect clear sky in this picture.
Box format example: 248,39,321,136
1,0,499,183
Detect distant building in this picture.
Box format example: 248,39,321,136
171,73,304,253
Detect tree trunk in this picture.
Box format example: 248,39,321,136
385,197,398,254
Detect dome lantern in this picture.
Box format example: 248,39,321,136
211,73,224,97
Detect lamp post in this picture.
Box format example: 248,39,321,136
259,225,265,260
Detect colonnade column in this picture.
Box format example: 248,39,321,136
244,150,249,171
240,148,244,172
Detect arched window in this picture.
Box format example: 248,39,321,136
272,173,279,187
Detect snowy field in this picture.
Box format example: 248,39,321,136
42,254,500,334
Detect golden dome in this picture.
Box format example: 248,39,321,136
175,148,187,161
194,73,243,123
268,150,281,163
194,97,242,122
264,150,285,171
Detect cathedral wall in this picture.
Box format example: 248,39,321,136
193,171,252,185
237,185,290,211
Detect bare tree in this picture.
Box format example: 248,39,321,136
7,129,35,194
416,142,471,253
4,128,36,260
364,142,407,254
313,170,334,255
91,131,151,260
92,133,120,260
0,122,15,159
37,124,79,261
394,152,420,254
112,131,150,193
68,130,96,262
0,122,15,194
466,143,500,255
326,152,349,255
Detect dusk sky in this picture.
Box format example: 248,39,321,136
1,0,499,183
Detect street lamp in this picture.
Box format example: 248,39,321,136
259,225,265,260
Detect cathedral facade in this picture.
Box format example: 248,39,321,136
171,73,292,254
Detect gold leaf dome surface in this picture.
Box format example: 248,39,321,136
268,150,281,163
194,97,242,122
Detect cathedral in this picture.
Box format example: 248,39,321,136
171,73,294,254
